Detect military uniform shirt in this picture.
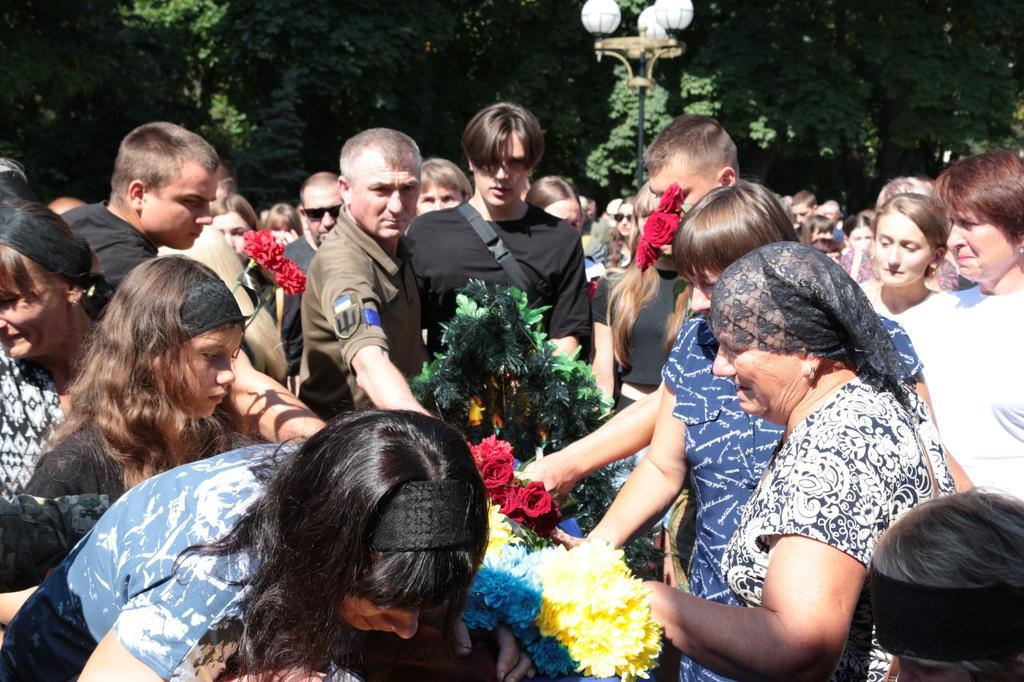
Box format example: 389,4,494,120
299,211,425,417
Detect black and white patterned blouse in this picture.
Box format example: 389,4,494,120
0,349,64,495
723,377,955,682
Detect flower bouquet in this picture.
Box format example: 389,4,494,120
466,437,662,681
240,230,306,296
233,230,306,328
471,436,563,542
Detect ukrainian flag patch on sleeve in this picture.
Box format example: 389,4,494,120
333,294,362,340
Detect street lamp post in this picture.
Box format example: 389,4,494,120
581,0,694,190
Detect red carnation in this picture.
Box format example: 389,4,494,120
479,455,515,491
516,481,561,536
243,230,286,271
470,435,515,467
273,260,307,295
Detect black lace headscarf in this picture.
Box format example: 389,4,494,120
709,242,912,409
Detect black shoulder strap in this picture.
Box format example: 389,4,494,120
456,202,551,301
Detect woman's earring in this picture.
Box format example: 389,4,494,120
1017,246,1024,254
807,363,816,384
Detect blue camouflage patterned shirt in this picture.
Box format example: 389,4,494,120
662,315,921,682
0,444,284,680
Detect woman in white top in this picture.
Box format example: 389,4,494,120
863,193,952,341
911,151,1024,498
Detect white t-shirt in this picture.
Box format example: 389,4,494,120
905,286,1024,497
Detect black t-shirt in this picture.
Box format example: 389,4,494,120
591,267,682,387
409,205,590,354
25,429,126,502
65,203,157,288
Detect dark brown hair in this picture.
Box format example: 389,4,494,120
933,150,1024,242
644,115,738,177
673,181,798,282
110,122,219,199
190,410,489,677
46,256,243,488
462,102,544,170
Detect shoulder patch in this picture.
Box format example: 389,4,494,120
333,295,362,340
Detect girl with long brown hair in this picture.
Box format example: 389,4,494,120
25,256,322,501
591,184,687,407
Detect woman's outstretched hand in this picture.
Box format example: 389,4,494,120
522,450,580,500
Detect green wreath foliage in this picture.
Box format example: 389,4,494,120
412,281,662,577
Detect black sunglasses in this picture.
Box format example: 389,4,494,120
303,204,342,221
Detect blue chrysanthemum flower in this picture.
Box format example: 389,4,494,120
527,635,578,676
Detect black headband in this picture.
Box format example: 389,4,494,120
871,570,1024,661
180,278,244,338
370,480,475,551
0,205,93,286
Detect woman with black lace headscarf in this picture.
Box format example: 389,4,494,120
647,241,957,681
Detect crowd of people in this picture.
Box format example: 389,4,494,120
0,100,1022,681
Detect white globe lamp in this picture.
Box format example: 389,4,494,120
654,0,694,34
581,0,622,38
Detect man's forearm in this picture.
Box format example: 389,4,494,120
353,347,430,414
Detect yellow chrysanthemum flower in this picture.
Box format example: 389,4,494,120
535,543,662,680
485,502,519,558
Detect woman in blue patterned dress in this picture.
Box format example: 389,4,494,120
0,410,490,681
644,242,955,681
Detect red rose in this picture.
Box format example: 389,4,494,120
634,238,661,271
498,486,527,524
273,260,307,295
516,481,561,536
642,212,680,248
655,182,684,214
243,230,286,270
489,484,517,511
479,454,515,491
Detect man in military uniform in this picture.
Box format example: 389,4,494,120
299,129,428,418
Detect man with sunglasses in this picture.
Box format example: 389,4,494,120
285,171,343,274
280,173,344,384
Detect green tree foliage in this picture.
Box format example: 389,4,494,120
673,0,1024,208
2,1,1021,208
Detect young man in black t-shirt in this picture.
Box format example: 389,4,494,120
65,122,219,287
408,102,589,355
